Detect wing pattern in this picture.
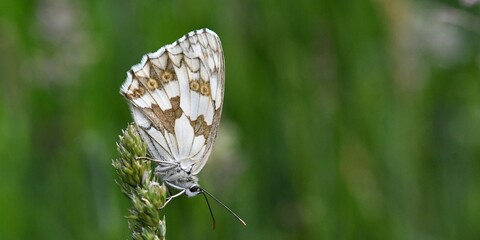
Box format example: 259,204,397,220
120,29,224,175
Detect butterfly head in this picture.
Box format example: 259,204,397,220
185,184,202,197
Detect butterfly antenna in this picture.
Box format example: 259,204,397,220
200,187,247,227
201,192,216,229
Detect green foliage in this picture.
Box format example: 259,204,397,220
0,0,480,239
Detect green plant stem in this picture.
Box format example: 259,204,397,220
113,123,167,240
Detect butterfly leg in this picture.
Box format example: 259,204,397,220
136,156,177,166
160,189,185,209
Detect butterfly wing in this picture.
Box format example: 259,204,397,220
120,29,224,175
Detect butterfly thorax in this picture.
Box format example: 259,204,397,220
155,163,200,196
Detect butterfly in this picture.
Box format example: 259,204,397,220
120,29,245,227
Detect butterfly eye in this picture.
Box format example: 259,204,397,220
185,185,202,197
189,186,200,192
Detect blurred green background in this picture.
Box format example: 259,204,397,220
1,0,480,239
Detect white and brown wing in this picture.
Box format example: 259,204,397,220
120,29,224,175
